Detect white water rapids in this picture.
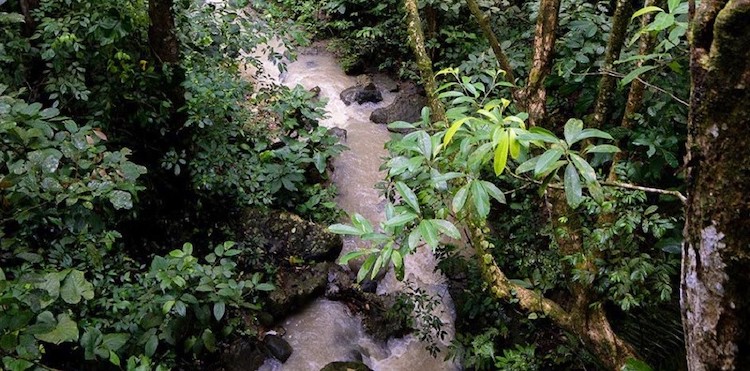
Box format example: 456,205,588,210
254,44,458,371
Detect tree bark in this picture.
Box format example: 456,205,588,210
608,0,660,180
523,0,561,126
465,0,516,86
683,0,750,369
19,0,39,37
590,0,633,129
148,0,180,66
404,0,446,123
469,208,639,370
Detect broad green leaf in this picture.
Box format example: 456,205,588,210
443,117,471,146
328,224,362,236
585,144,621,154
61,270,94,304
572,128,614,143
383,212,419,228
419,220,440,250
481,181,507,204
570,154,598,183
371,255,384,280
102,333,129,352
494,129,509,175
647,12,675,32
619,65,657,87
667,0,680,13
564,119,583,144
213,302,225,321
452,185,469,213
516,155,540,174
352,213,374,234
564,164,584,208
408,229,422,251
416,131,432,160
392,250,403,270
357,255,377,283
631,6,664,19
145,334,158,357
508,129,521,159
339,249,375,265
255,283,275,291
388,121,415,130
621,358,654,371
431,171,464,183
588,180,605,204
534,148,565,177
35,314,79,345
202,329,217,353
471,181,491,218
431,219,461,239
396,181,421,214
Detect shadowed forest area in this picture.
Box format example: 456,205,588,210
1,0,748,370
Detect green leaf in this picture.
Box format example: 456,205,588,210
388,121,415,130
351,213,374,234
493,129,509,175
357,255,377,283
383,212,419,229
570,154,598,183
508,129,521,159
396,181,421,214
564,164,584,208
255,283,275,291
145,334,158,357
431,219,461,239
102,333,129,352
408,229,422,251
443,117,471,146
667,0,680,13
61,270,94,304
534,148,564,177
108,190,133,210
572,128,614,143
35,314,79,345
516,155,540,174
564,119,583,145
202,329,217,353
452,184,469,213
619,65,657,87
392,250,403,270
213,302,226,321
585,144,621,154
416,131,432,160
328,224,363,235
621,358,654,371
631,5,664,19
481,181,507,204
419,220,440,250
471,181,491,219
371,255,384,280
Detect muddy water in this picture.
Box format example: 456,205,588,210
258,47,458,371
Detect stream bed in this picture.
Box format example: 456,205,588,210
258,45,458,371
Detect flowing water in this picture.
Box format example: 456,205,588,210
256,45,458,371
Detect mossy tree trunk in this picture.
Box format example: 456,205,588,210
404,0,446,123
523,0,561,126
465,0,516,86
683,0,750,369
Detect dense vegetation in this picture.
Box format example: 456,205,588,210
3,0,749,370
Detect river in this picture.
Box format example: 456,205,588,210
255,43,458,371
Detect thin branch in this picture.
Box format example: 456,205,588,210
602,181,687,204
570,69,689,106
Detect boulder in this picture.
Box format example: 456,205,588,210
369,83,427,133
239,209,343,263
269,262,334,319
328,127,348,142
340,75,383,105
264,334,293,363
320,361,373,371
223,338,267,371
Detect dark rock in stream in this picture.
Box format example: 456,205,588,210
320,361,373,371
223,338,267,371
369,82,427,133
328,127,348,142
239,209,343,263
264,334,293,362
269,262,334,320
340,75,383,105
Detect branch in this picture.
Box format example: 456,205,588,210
465,0,516,85
602,181,687,204
571,69,689,106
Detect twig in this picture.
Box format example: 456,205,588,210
602,181,687,204
569,69,689,107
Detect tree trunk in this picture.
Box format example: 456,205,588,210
404,0,446,123
148,0,180,66
683,0,750,369
19,0,39,37
523,0,561,126
465,0,516,86
590,0,633,129
609,0,660,180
